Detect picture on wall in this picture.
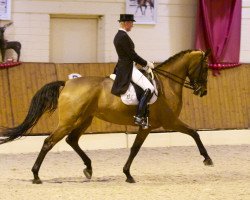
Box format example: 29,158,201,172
0,0,11,20
126,0,157,24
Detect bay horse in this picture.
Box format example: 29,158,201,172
0,49,213,184
0,22,21,62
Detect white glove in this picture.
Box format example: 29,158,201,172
147,61,155,69
146,68,154,80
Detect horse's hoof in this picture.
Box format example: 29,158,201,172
126,177,136,183
83,168,92,179
203,158,214,166
32,178,42,184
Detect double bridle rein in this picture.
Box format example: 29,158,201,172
153,52,206,91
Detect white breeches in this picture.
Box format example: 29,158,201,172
131,65,155,93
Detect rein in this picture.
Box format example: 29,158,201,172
153,67,194,90
153,52,206,90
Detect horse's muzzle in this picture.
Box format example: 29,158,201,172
193,84,207,97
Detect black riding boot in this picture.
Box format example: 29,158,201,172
134,89,152,128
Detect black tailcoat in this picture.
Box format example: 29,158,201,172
111,30,147,96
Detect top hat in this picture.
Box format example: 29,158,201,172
118,14,136,22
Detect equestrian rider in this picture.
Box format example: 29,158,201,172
111,14,155,128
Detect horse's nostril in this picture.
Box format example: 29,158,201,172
200,89,207,97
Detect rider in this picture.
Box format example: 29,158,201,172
111,14,155,128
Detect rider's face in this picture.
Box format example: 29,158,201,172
124,21,134,32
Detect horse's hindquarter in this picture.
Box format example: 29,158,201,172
58,77,104,122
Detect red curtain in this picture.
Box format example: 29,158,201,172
195,0,242,75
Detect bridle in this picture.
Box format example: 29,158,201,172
153,52,207,91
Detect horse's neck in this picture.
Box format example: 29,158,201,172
159,58,188,101
0,35,5,44
161,59,188,88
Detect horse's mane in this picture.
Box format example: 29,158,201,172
156,49,197,68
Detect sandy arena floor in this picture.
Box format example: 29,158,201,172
0,145,250,200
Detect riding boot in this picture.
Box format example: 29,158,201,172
134,89,152,128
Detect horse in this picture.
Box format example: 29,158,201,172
0,49,213,184
0,22,21,62
135,0,154,15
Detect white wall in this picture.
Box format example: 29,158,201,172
1,0,249,63
241,0,250,63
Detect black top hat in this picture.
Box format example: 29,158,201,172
118,14,136,22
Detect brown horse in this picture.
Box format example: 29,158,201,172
0,49,213,184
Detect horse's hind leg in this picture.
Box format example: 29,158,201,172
16,50,20,62
65,116,93,180
123,127,150,183
31,125,73,184
166,120,213,166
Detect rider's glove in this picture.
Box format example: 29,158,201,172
142,61,155,71
146,67,154,80
146,67,153,74
147,61,155,69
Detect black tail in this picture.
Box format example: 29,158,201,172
0,81,65,144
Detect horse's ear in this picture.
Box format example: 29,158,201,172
3,22,13,29
204,48,211,57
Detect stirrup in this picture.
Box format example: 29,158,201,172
141,117,150,129
134,116,150,129
134,116,145,125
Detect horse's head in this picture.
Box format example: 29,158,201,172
187,49,210,97
0,27,5,38
0,22,13,40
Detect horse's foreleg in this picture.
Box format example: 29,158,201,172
1,49,5,62
66,117,93,180
17,43,21,62
123,128,150,183
168,120,213,166
31,126,71,184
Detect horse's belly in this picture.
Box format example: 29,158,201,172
95,107,136,126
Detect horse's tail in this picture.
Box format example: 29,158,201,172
0,81,65,144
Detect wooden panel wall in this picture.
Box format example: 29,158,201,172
180,65,249,130
0,63,249,135
0,68,12,127
6,63,58,133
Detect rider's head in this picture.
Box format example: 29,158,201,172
118,14,135,32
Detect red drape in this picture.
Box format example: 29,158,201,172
195,0,242,75
0,61,21,69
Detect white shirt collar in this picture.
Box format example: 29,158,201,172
119,28,127,33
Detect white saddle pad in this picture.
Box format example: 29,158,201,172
110,74,158,105
68,73,82,79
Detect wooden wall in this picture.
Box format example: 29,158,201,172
0,63,249,135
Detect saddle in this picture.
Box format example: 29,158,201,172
109,71,159,105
